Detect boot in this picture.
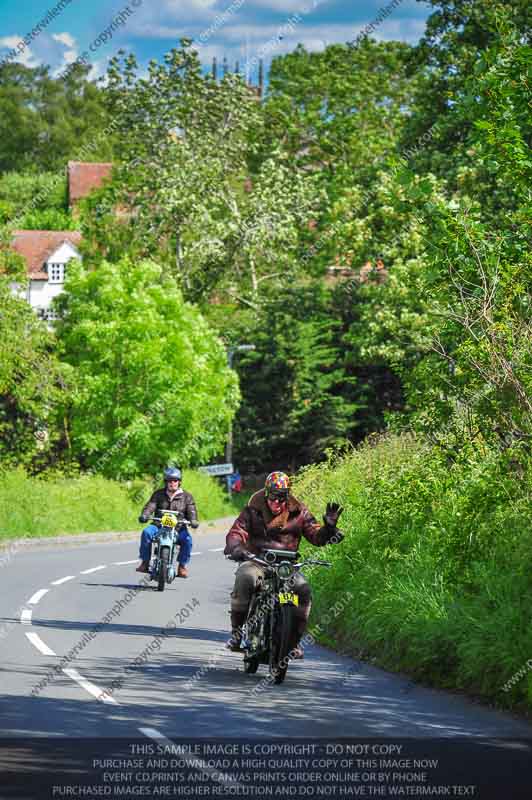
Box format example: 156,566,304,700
226,609,247,651
289,617,308,660
136,560,149,573
177,565,188,578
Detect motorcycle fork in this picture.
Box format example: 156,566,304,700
247,580,275,657
158,530,178,582
149,539,159,575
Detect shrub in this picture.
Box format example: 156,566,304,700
294,434,532,710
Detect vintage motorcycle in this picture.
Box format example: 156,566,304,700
240,549,331,684
147,512,191,592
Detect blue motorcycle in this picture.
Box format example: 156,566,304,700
147,512,191,591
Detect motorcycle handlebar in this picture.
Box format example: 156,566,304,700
242,554,331,569
247,555,269,566
150,516,192,525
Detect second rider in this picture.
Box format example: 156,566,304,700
136,467,199,578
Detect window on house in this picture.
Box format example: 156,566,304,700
36,307,60,322
48,263,65,283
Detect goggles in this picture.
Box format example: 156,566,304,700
267,490,289,502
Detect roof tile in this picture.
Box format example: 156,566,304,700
67,161,112,204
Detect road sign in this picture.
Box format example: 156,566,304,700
198,463,234,477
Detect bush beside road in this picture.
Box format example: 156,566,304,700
0,467,249,542
294,434,532,715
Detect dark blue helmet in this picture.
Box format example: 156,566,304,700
164,467,182,482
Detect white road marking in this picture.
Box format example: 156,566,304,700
52,575,76,585
139,727,166,741
139,729,245,788
191,552,202,555
26,632,56,656
114,560,138,566
28,589,49,605
63,668,118,705
209,547,225,552
20,609,32,625
80,565,107,574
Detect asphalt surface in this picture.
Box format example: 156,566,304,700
1,520,531,797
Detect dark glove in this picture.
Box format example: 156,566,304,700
323,502,344,529
229,546,251,562
138,514,149,524
190,520,199,529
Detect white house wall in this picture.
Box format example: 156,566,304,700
28,279,65,310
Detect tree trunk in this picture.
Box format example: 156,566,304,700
250,257,258,296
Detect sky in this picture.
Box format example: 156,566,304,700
0,0,432,85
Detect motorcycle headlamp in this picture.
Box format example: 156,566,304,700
278,562,293,579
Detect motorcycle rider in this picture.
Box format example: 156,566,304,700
136,467,199,578
224,471,343,658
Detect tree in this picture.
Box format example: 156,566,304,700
0,62,110,174
15,208,78,231
206,280,359,472
403,25,532,447
0,172,67,215
0,280,66,470
88,42,316,305
344,21,532,450
263,40,417,229
265,40,415,178
401,0,531,206
55,257,239,478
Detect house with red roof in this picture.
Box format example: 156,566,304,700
10,230,82,320
67,161,113,209
6,161,114,320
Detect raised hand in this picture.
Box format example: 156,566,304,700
323,501,344,528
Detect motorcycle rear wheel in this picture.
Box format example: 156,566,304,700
269,604,296,685
157,547,170,592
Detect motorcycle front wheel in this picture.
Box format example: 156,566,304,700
157,547,170,592
269,604,296,685
243,656,259,674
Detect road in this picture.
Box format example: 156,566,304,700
1,520,531,798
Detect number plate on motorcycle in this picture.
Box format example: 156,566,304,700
161,513,177,527
279,592,298,605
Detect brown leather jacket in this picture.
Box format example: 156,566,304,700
224,489,335,559
141,487,198,524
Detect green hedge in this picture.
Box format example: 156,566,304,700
294,435,532,712
0,468,246,541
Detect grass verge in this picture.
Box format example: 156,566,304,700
0,467,249,542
